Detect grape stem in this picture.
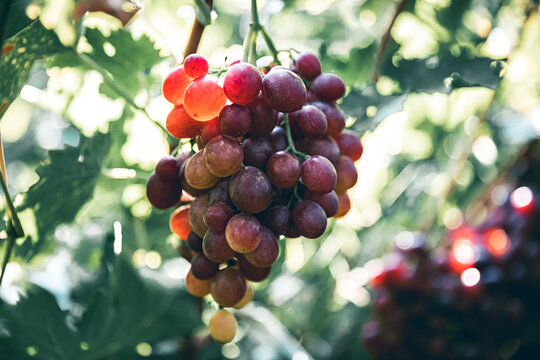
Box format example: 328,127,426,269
282,113,306,159
242,0,280,64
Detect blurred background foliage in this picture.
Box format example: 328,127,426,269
0,0,539,359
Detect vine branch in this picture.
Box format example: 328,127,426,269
184,0,213,58
372,0,409,83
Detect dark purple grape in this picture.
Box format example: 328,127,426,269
334,155,358,193
202,229,236,263
146,172,181,209
191,253,219,279
203,135,243,177
155,156,182,181
268,126,288,152
262,69,307,112
203,201,234,230
225,213,262,253
261,205,289,236
246,93,279,136
211,267,246,307
219,104,251,137
297,136,340,163
304,190,339,217
310,101,345,137
266,151,301,188
301,155,337,193
335,131,363,161
294,52,322,80
179,240,193,262
243,137,274,169
188,194,209,238
187,232,203,252
229,167,272,213
292,200,327,238
209,180,232,206
237,255,272,282
294,105,327,139
244,227,279,268
312,73,345,102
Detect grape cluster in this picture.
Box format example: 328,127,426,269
363,186,540,360
147,52,363,343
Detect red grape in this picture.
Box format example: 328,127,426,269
203,135,243,177
162,65,193,105
268,126,287,152
223,63,262,105
219,104,251,137
266,151,301,188
183,54,209,78
200,117,223,145
155,156,181,181
294,105,328,139
301,155,337,193
261,205,289,235
203,201,234,231
294,52,322,80
244,226,279,268
262,69,307,112
237,255,271,282
189,194,209,237
297,136,340,163
146,172,181,209
184,151,219,190
310,101,345,137
225,213,262,253
229,167,272,213
292,200,327,238
184,77,227,121
187,231,203,252
246,93,279,136
202,229,236,263
211,267,247,307
304,190,339,217
243,137,274,169
166,105,202,139
335,192,351,217
334,155,358,193
335,131,363,161
191,253,219,280
312,73,345,102
170,206,191,240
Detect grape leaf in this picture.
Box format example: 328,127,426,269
0,248,203,360
379,54,504,93
23,132,111,256
0,20,67,119
0,287,83,360
50,26,163,100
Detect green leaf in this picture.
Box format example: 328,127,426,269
23,132,112,256
77,255,202,358
379,54,504,93
50,26,163,100
0,248,202,359
0,287,84,360
194,0,212,26
0,20,67,118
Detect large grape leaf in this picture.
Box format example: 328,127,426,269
51,26,163,99
379,54,504,93
0,287,83,360
0,20,67,118
0,249,203,360
22,132,111,256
